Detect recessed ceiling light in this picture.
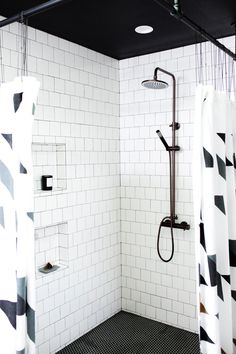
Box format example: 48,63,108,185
135,25,153,34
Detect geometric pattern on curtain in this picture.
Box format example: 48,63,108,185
194,85,236,354
0,77,39,354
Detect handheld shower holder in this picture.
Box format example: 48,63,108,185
156,130,180,151
167,145,180,151
169,122,180,130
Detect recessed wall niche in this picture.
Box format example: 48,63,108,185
35,222,68,277
32,142,67,195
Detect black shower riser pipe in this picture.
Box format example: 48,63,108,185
0,0,72,29
153,0,236,61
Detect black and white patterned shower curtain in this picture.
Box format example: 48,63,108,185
194,85,236,354
0,77,39,354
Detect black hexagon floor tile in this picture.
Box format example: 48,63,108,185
56,311,200,354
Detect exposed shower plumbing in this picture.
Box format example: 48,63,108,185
142,67,190,263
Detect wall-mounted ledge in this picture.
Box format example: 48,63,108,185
39,264,60,274
34,187,67,197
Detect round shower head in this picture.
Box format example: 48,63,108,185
141,79,169,90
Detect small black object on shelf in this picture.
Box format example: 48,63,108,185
45,262,53,270
41,175,53,191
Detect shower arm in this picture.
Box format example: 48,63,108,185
154,67,179,131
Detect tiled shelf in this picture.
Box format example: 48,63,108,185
35,222,68,278
32,142,67,196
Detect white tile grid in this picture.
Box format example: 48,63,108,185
119,37,236,334
1,11,236,354
0,17,121,354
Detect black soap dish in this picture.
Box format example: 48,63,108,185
39,262,60,274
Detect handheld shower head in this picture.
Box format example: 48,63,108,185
156,130,180,151
141,79,168,90
156,130,169,150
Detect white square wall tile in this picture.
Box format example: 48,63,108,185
4,15,226,353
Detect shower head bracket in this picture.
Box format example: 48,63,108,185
169,122,180,130
167,146,180,151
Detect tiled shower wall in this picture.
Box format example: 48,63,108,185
119,36,235,333
119,47,198,332
0,17,120,354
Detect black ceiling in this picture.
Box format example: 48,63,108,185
1,0,236,59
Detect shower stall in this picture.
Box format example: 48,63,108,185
55,65,198,353
0,1,235,354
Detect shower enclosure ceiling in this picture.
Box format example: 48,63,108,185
0,0,235,59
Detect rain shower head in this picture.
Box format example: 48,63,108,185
141,79,168,90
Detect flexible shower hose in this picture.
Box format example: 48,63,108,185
157,151,175,262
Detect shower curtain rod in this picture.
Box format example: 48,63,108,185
153,0,236,61
0,0,71,29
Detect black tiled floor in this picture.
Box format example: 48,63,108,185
56,311,200,354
